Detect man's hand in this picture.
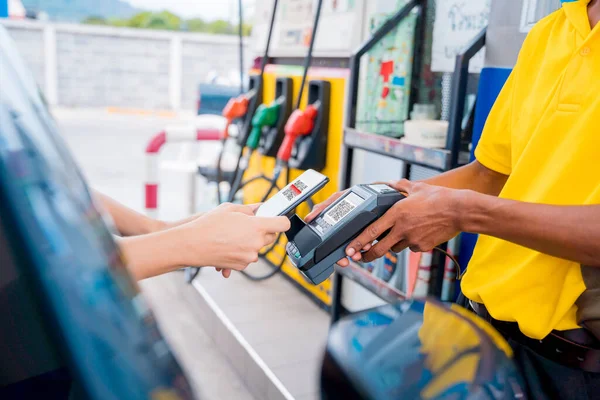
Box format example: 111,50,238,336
347,180,463,263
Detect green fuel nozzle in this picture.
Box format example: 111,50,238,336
247,99,282,150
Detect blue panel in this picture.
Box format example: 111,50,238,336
457,67,512,294
470,67,512,162
391,76,406,87
0,0,7,18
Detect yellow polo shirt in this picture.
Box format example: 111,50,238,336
463,0,600,339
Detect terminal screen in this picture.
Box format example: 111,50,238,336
368,184,397,194
311,192,364,236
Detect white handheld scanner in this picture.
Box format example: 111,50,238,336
286,184,405,285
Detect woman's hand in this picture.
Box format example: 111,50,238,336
180,203,290,273
119,203,290,280
158,212,205,232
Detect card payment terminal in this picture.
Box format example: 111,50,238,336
285,184,405,285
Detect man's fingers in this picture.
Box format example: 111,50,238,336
346,216,394,257
391,240,409,254
348,242,372,262
305,190,347,222
222,269,231,278
337,258,350,267
363,234,401,263
255,216,291,233
390,179,414,195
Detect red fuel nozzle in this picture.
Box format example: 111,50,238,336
222,95,250,139
277,105,318,162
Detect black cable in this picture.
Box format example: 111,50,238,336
295,0,323,110
234,0,324,203
214,0,245,205
227,148,246,202
259,0,278,77
241,247,287,281
231,1,324,281
238,0,245,95
432,246,464,280
215,138,227,204
184,267,201,284
225,0,280,203
260,165,286,203
240,168,289,280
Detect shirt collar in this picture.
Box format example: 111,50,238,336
562,0,592,38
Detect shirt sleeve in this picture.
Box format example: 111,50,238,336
473,70,515,176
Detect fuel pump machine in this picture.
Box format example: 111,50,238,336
240,0,371,306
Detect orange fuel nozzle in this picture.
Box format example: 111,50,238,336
222,95,250,140
277,105,318,163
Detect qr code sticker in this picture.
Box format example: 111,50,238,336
328,199,355,223
282,188,295,201
294,180,308,191
316,218,332,231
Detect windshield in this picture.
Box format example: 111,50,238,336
0,26,193,399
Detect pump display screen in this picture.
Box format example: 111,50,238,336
310,192,364,236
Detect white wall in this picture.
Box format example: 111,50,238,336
1,19,253,110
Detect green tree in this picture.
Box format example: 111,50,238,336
186,18,207,32
108,18,130,27
150,10,182,30
127,11,153,28
82,16,107,25
206,19,234,35
237,23,252,36
83,10,252,36
125,11,181,30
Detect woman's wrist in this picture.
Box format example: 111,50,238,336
148,218,168,234
119,226,201,280
172,219,211,267
156,213,205,233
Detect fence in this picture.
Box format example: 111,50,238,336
1,19,252,110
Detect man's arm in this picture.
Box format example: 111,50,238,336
422,160,508,195
306,160,508,222
461,192,600,267
346,180,600,268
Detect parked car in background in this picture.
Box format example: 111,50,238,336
197,69,248,116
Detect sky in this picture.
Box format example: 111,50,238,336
126,0,255,22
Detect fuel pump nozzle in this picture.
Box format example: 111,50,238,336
277,104,318,163
247,99,282,150
222,91,253,140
